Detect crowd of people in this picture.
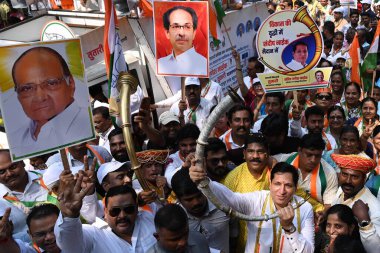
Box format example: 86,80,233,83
1,0,380,253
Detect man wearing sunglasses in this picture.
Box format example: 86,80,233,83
157,5,207,76
10,46,93,158
55,182,156,253
204,138,230,182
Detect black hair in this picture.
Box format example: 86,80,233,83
332,235,366,253
163,6,198,30
105,185,137,207
299,133,325,150
108,127,123,141
171,168,200,199
244,133,269,151
327,105,346,121
26,204,60,228
361,12,370,17
89,84,105,98
350,9,359,17
321,204,360,240
247,57,265,72
361,97,378,111
292,41,308,52
154,204,188,231
331,70,344,80
177,123,200,143
294,0,304,7
318,58,333,68
345,82,361,94
260,112,289,136
266,92,285,105
339,125,360,142
204,138,226,157
12,47,71,88
373,125,380,137
270,162,299,187
227,103,254,123
333,31,344,39
323,21,335,35
305,106,324,120
92,106,111,120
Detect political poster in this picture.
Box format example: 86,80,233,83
0,39,95,161
255,6,329,92
154,1,209,77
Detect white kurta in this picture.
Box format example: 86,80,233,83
209,181,315,253
54,211,156,253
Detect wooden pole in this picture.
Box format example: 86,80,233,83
181,77,185,101
59,149,70,171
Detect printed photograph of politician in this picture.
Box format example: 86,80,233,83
154,1,209,77
0,39,95,161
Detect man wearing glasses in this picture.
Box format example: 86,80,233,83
10,47,93,158
157,5,207,76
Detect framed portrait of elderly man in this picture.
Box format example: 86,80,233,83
154,1,209,77
0,39,95,161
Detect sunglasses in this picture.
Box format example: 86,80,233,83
108,205,136,217
207,157,229,166
317,95,332,100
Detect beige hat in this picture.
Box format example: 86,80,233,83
184,77,200,86
159,111,180,125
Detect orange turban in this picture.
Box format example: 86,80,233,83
331,154,376,174
136,149,169,164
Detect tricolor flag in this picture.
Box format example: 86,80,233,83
104,0,127,119
360,21,380,91
209,0,225,46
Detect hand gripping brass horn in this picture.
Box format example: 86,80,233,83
194,88,309,221
259,6,323,76
117,72,164,199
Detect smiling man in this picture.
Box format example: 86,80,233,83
286,41,309,71
10,46,93,158
157,5,207,75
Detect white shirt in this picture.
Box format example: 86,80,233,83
274,152,338,205
98,126,115,153
209,181,315,253
326,49,349,65
54,211,156,253
332,187,380,253
170,98,212,130
219,129,244,151
286,59,307,71
9,101,94,158
164,151,184,188
237,76,252,98
157,47,208,76
0,171,49,242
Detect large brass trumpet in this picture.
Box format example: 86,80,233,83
194,88,308,221
117,72,164,198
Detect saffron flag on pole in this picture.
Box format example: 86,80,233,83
209,0,225,46
349,33,361,85
104,0,128,119
360,21,380,91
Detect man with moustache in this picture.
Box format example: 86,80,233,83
55,183,157,253
189,162,314,253
0,149,57,241
274,134,338,209
204,138,230,182
221,133,272,252
92,106,114,153
331,154,380,251
164,123,200,188
171,169,230,253
170,77,212,130
219,104,253,166
157,6,207,75
286,42,309,71
0,204,61,253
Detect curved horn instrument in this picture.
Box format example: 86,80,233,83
260,6,323,76
194,88,309,221
117,72,165,199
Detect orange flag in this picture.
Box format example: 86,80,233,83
349,34,361,85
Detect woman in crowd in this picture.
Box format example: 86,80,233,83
340,82,362,122
323,125,371,171
330,71,345,105
315,204,363,253
353,97,379,136
325,105,346,145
